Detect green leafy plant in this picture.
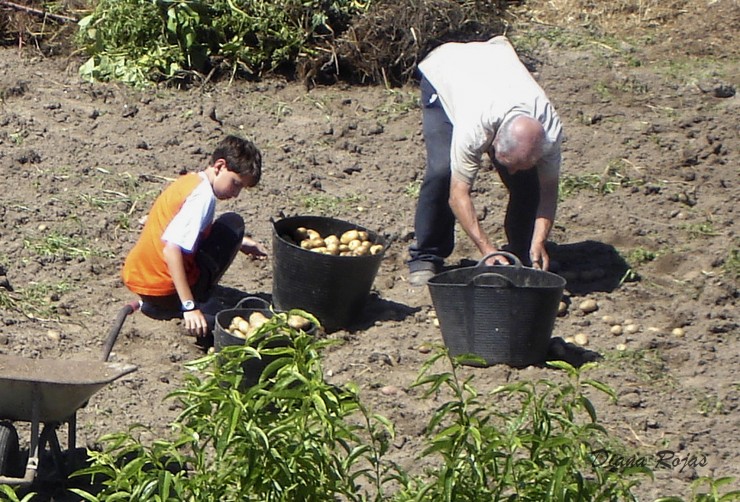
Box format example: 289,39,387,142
404,180,422,199
656,476,740,502
76,0,371,87
390,356,650,500
70,310,394,501
0,484,35,502
0,281,72,320
723,247,739,279
683,220,720,239
624,247,659,266
559,160,642,201
23,232,114,260
300,194,364,215
70,326,727,500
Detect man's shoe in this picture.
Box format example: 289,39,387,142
409,269,436,287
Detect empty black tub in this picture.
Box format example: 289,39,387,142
427,252,566,367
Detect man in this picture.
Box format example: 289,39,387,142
408,36,563,286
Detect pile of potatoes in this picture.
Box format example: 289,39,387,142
292,227,383,257
227,311,312,339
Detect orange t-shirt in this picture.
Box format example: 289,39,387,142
121,173,206,296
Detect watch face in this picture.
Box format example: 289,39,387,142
182,300,195,311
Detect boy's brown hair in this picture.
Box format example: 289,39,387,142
212,135,262,183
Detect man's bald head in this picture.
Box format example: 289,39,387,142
493,115,546,173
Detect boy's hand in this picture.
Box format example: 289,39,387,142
240,236,267,259
183,309,209,337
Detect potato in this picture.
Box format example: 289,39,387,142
574,333,589,346
301,237,325,249
324,234,340,247
294,227,310,240
306,229,321,240
340,229,359,244
353,242,371,256
288,314,311,330
229,315,246,331
369,244,384,255
578,299,598,313
237,319,250,333
230,328,247,339
339,244,350,253
348,239,363,251
357,230,369,241
325,243,340,255
311,246,328,253
249,311,269,328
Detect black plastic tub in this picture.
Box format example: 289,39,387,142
214,297,314,387
427,252,565,367
271,216,385,332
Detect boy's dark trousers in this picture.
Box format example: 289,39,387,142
139,212,245,321
408,76,539,271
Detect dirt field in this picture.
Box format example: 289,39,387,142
0,1,738,499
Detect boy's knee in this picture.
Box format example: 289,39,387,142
215,212,245,235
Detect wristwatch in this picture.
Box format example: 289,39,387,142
181,300,196,312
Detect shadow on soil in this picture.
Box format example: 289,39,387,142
549,240,633,295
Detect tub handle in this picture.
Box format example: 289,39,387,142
235,296,272,310
470,273,514,288
476,251,522,268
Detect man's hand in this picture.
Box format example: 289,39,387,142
529,242,550,270
183,309,209,337
240,236,267,259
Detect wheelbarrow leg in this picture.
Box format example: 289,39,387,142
39,423,66,478
68,413,76,450
0,386,42,485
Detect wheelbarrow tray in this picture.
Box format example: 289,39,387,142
0,354,137,423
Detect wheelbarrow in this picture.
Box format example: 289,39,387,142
0,301,140,486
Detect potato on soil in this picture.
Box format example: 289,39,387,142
578,299,598,313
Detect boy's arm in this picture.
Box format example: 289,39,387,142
162,241,209,336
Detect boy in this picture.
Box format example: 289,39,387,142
121,135,266,340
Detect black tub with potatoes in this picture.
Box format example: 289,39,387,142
271,215,385,332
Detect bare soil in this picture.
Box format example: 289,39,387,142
0,1,738,499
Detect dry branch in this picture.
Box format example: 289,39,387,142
0,0,78,23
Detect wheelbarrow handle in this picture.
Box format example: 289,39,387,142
476,251,522,268
102,301,140,362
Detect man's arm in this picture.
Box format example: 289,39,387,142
449,176,509,265
530,175,558,270
162,241,208,336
